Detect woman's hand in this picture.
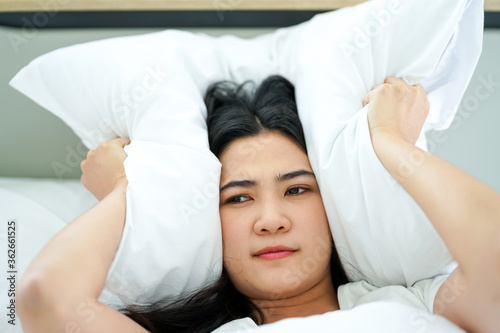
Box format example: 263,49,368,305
363,78,500,333
80,137,130,201
364,76,430,145
18,136,147,333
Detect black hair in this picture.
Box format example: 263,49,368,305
121,75,349,332
205,74,307,157
121,267,261,333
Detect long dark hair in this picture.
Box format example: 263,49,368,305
121,75,349,332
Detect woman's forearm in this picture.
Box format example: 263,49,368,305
18,182,127,314
371,131,500,277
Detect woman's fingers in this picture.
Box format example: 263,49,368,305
363,85,383,107
80,137,130,201
384,76,403,85
363,90,372,107
364,78,424,107
363,93,370,107
385,77,425,92
365,76,430,145
111,137,131,148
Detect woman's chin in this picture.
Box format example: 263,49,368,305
244,272,312,300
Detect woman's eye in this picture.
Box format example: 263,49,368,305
286,187,308,195
227,195,250,204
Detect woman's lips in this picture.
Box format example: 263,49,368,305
254,246,297,259
256,250,295,259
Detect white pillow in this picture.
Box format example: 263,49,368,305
9,0,482,304
270,0,482,287
9,30,276,304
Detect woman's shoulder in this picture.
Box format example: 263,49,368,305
211,317,258,332
338,275,449,313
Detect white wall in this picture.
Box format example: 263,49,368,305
426,29,500,192
1,26,499,190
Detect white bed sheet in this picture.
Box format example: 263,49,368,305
225,301,465,333
0,177,97,224
0,177,123,333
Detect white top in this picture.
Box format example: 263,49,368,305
211,274,448,332
213,317,258,332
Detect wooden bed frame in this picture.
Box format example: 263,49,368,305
0,0,499,11
0,1,384,11
1,0,499,28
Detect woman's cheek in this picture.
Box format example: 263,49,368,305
224,254,246,276
221,209,247,264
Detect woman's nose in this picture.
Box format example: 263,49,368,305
253,203,291,235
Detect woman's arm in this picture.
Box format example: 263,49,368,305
17,138,149,333
366,77,500,333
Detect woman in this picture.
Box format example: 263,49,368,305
16,75,500,333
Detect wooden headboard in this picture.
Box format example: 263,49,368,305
2,1,368,11
0,0,498,11
0,1,499,28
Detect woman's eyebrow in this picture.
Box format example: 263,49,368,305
276,169,315,182
220,180,256,193
220,170,315,193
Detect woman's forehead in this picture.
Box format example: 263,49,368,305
219,132,312,182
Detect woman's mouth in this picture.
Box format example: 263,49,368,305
254,246,297,259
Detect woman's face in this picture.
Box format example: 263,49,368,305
219,131,333,301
